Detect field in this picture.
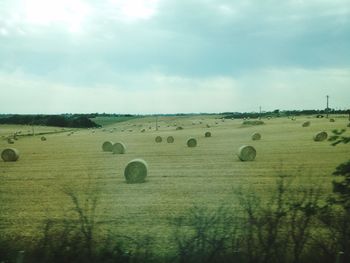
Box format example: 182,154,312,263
0,115,349,257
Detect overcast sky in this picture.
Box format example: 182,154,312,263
0,0,349,114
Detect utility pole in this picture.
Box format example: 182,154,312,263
326,95,329,118
259,106,262,120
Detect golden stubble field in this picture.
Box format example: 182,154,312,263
0,115,349,250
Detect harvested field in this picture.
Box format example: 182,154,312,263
0,115,349,256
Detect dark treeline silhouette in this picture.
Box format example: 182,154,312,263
0,114,101,128
222,109,350,119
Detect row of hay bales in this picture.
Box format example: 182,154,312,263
153,132,259,160
102,141,126,154
302,118,338,127
6,135,47,144
101,141,147,183
301,121,332,142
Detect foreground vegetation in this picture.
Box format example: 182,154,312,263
1,168,350,263
0,115,349,262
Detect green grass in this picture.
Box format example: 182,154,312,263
91,116,140,127
0,114,349,256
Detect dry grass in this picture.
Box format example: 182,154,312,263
0,114,349,255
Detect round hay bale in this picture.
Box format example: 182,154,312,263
187,138,197,147
141,129,146,132
112,142,126,154
155,136,162,143
302,121,310,127
167,136,174,143
7,138,14,144
329,118,335,122
124,159,148,184
41,136,47,141
176,126,183,130
313,131,328,142
251,132,261,141
102,141,114,152
206,124,211,128
1,148,19,162
205,131,211,137
238,145,256,161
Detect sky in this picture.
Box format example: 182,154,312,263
0,0,349,114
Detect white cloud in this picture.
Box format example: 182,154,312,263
0,68,349,114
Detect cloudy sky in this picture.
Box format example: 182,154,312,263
0,0,349,114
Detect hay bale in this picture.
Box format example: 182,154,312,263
313,131,328,142
1,148,19,162
329,118,335,122
238,145,256,161
242,120,265,126
112,142,126,154
302,121,310,127
206,124,211,128
251,132,261,141
141,129,146,132
102,141,114,152
176,126,183,130
124,159,148,184
41,136,47,141
7,138,14,144
155,136,162,143
187,138,197,147
167,136,174,143
205,131,211,137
